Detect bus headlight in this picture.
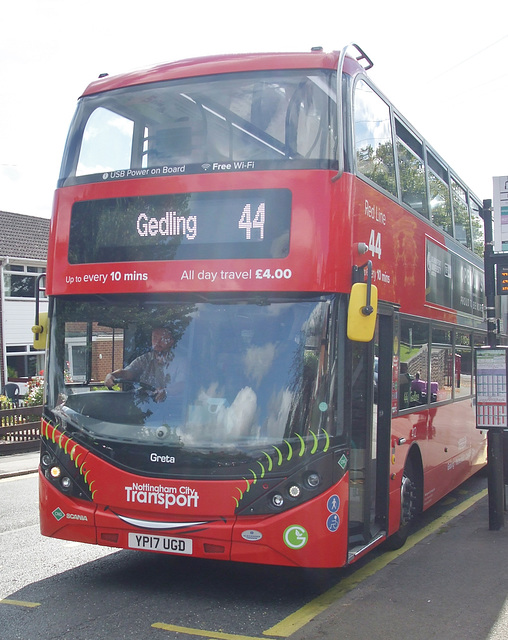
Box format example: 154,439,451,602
40,439,93,501
41,452,53,468
236,453,341,516
50,465,61,479
271,493,284,508
288,484,301,498
305,472,321,488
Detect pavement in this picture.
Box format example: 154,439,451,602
0,449,40,479
290,492,508,640
1,450,507,639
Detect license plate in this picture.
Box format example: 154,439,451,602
128,532,192,555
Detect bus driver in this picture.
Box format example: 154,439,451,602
104,327,184,402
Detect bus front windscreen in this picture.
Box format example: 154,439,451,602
59,69,338,186
46,295,340,476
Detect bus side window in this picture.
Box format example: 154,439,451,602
353,79,396,197
395,119,428,218
398,362,412,410
455,331,472,397
428,153,452,236
431,328,452,402
451,179,472,250
470,198,484,258
399,318,429,409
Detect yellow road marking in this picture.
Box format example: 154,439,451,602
0,599,41,608
152,490,486,639
152,622,267,639
264,489,488,637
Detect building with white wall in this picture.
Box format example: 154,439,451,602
0,211,50,395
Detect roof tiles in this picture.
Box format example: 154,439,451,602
0,211,50,260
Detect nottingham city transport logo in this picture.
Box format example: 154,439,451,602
125,482,200,509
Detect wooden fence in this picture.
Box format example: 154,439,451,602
0,403,42,454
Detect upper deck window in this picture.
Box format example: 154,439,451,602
77,107,134,177
353,80,396,197
428,154,452,236
395,119,428,218
60,70,338,185
470,198,484,258
451,178,471,249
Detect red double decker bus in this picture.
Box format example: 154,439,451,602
36,45,489,568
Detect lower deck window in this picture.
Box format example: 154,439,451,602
398,318,479,411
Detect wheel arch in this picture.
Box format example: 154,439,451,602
405,443,423,513
384,443,423,550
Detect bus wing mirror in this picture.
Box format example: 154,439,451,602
32,273,47,350
32,312,48,350
347,283,378,342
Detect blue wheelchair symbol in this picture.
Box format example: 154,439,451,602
326,513,340,532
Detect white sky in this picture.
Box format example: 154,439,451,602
1,0,507,218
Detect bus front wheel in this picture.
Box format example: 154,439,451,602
384,458,421,550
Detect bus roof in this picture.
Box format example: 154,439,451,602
81,49,365,97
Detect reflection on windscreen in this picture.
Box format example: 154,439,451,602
60,69,337,182
48,296,337,451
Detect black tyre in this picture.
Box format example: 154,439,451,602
384,458,421,550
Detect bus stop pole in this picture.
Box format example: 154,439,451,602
483,199,496,349
482,198,505,530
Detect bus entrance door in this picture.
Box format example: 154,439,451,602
348,311,392,559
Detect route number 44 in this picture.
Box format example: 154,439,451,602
238,203,265,240
369,229,382,259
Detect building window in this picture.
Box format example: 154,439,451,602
3,264,46,299
6,345,44,380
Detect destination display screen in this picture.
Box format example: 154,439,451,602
68,189,291,264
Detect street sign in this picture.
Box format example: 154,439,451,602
496,264,508,295
493,176,508,252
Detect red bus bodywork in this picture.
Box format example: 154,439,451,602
39,48,487,568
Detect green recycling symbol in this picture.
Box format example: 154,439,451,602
283,525,308,550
